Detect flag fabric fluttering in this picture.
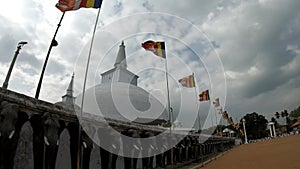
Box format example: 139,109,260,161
213,98,220,107
218,107,223,114
141,40,166,58
56,0,103,12
222,111,228,119
239,129,244,135
228,117,234,125
234,122,240,130
178,74,195,88
199,90,210,101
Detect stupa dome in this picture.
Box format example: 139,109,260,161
74,41,168,125
79,82,168,124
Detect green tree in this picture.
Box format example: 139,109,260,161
281,110,289,124
275,112,280,119
281,109,293,132
240,112,268,140
289,106,300,119
270,117,279,128
281,110,288,119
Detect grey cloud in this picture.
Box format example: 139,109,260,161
0,34,16,63
149,0,220,23
18,52,41,69
203,0,300,92
46,59,67,75
226,74,300,120
203,0,300,71
241,49,300,98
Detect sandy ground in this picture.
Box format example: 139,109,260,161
196,134,300,169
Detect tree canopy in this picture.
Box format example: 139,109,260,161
240,112,268,140
270,117,280,128
289,106,300,119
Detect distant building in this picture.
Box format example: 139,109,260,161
222,128,236,137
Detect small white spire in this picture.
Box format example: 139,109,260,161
62,73,75,106
114,40,127,68
66,73,74,96
101,40,139,86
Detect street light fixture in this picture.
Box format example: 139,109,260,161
242,118,248,144
2,41,28,89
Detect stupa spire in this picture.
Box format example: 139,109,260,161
114,40,127,68
67,73,74,96
62,73,75,106
101,40,138,85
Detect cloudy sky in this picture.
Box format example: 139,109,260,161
1,0,300,128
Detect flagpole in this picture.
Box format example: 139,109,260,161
35,12,65,99
163,49,174,169
164,56,172,125
193,73,201,133
193,73,203,163
208,98,214,132
220,107,223,133
213,107,219,134
77,8,101,169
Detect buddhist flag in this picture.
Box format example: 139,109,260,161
178,74,195,88
56,0,103,12
239,129,244,136
218,107,223,114
228,117,234,125
199,90,210,101
234,122,240,130
141,40,166,58
222,111,228,119
213,98,220,107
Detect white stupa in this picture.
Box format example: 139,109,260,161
55,73,77,112
76,41,168,125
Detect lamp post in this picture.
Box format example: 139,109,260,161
268,122,274,137
35,38,58,99
2,41,28,89
35,12,64,99
272,122,277,137
242,118,248,144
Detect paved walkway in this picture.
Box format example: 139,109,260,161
183,134,300,169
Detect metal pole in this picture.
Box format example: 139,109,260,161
214,108,219,134
35,12,65,99
77,8,102,169
193,73,201,133
242,118,248,144
164,56,172,124
206,92,214,133
192,75,203,163
163,47,174,169
2,41,27,89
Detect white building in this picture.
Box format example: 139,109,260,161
61,41,168,125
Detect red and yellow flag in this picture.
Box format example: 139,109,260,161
141,40,166,58
56,0,103,12
234,122,240,130
199,90,210,101
213,98,220,107
178,75,195,88
222,111,228,119
228,117,234,126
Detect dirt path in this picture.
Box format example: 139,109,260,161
194,134,300,169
